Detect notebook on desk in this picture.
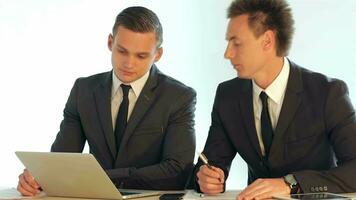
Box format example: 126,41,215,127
15,151,160,199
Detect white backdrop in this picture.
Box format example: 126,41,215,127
0,0,355,189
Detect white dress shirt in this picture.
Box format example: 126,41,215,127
111,70,150,130
252,57,290,156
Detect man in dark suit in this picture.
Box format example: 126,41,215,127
195,0,356,199
17,6,196,195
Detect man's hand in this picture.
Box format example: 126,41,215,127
237,178,290,200
17,169,42,196
197,165,225,194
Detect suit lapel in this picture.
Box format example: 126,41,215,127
94,71,117,159
116,65,159,158
269,62,303,161
238,79,264,159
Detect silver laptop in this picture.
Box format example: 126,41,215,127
15,151,160,199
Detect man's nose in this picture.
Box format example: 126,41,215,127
224,43,234,59
123,56,135,68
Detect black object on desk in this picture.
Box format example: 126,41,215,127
159,193,185,200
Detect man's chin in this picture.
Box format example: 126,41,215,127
236,73,250,79
118,76,135,84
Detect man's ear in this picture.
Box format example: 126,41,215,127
108,34,113,51
262,30,275,52
154,47,163,62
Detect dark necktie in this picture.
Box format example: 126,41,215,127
115,84,131,152
260,91,274,158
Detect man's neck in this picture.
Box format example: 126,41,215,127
254,56,284,89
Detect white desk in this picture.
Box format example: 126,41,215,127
1,187,356,200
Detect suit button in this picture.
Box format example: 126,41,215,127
324,186,328,191
310,187,315,192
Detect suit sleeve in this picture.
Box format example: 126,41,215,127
106,88,197,190
51,78,86,152
294,80,356,193
193,84,236,191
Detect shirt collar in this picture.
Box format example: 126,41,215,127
253,57,290,105
112,69,150,99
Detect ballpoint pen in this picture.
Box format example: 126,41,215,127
197,152,222,194
198,152,223,181
197,152,213,169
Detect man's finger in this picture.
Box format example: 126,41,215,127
238,178,266,197
197,171,222,184
19,174,40,195
200,165,223,180
199,182,224,194
23,170,40,189
211,166,225,182
202,188,224,195
18,177,38,196
17,183,34,196
251,191,273,200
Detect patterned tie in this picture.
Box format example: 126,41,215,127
260,91,274,158
115,84,131,152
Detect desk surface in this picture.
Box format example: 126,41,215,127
1,187,356,200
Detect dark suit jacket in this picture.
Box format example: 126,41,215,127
195,61,356,193
51,65,196,190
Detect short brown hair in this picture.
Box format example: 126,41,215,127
112,6,163,48
227,0,294,56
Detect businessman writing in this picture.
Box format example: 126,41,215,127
195,0,356,199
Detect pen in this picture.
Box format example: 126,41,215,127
197,152,223,183
197,152,212,169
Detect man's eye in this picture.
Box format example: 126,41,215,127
138,55,147,59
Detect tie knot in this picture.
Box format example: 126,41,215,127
120,84,131,97
259,91,268,104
